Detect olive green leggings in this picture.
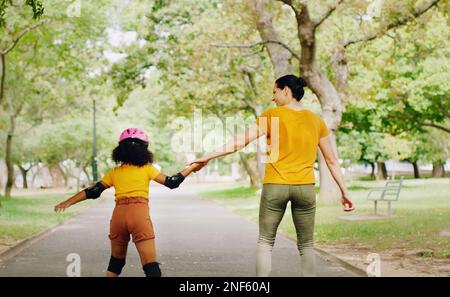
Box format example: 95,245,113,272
256,183,316,277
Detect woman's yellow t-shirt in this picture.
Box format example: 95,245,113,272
100,163,160,200
257,106,330,185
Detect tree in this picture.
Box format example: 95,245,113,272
246,0,443,202
32,115,113,188
11,135,40,188
1,0,109,197
0,0,44,27
415,129,449,177
110,0,275,188
0,2,47,197
348,7,449,136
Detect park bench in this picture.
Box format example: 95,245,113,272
366,176,404,216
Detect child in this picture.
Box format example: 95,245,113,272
54,128,203,277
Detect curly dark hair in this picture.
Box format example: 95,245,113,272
112,138,153,167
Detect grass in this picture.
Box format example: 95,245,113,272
198,178,450,258
201,186,260,199
0,192,97,241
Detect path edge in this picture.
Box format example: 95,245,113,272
0,201,102,264
0,221,66,263
313,246,367,277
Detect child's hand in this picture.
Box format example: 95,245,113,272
188,156,210,166
54,201,71,213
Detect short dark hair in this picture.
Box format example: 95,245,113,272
275,74,307,101
112,138,153,167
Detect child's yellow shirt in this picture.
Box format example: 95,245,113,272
100,163,160,200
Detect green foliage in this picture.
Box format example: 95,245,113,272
340,107,448,166
336,131,362,167
347,8,449,135
0,0,44,27
382,134,413,161
199,186,257,199
110,0,273,119
1,1,448,185
0,0,112,187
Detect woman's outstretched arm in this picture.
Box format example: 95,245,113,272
189,123,263,165
318,135,355,211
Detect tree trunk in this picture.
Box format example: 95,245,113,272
3,54,24,197
60,162,79,188
58,163,68,187
1,53,13,198
382,162,388,179
82,165,92,185
318,134,341,203
49,164,65,187
239,152,261,189
376,162,388,180
31,164,42,188
0,54,5,105
250,0,293,78
432,162,444,177
18,165,29,189
4,114,16,197
296,4,344,203
331,46,349,97
76,170,81,192
241,68,265,181
255,138,266,182
412,161,420,179
370,162,375,180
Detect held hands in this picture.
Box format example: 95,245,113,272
54,201,71,213
188,156,211,172
341,193,355,212
189,162,207,172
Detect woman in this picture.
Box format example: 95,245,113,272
190,75,354,277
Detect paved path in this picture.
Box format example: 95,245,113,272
0,184,356,277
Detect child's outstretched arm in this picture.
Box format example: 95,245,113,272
153,163,204,189
54,181,109,213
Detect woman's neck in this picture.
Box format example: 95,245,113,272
283,100,306,110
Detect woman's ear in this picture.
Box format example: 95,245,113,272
283,86,288,97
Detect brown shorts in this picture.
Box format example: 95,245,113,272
109,197,155,245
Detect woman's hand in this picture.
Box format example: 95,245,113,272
54,201,71,213
341,194,355,212
190,162,207,172
188,156,210,167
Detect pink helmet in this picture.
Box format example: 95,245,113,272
119,128,149,143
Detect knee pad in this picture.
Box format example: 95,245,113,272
142,262,161,277
107,256,126,275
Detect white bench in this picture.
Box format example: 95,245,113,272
367,176,403,216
